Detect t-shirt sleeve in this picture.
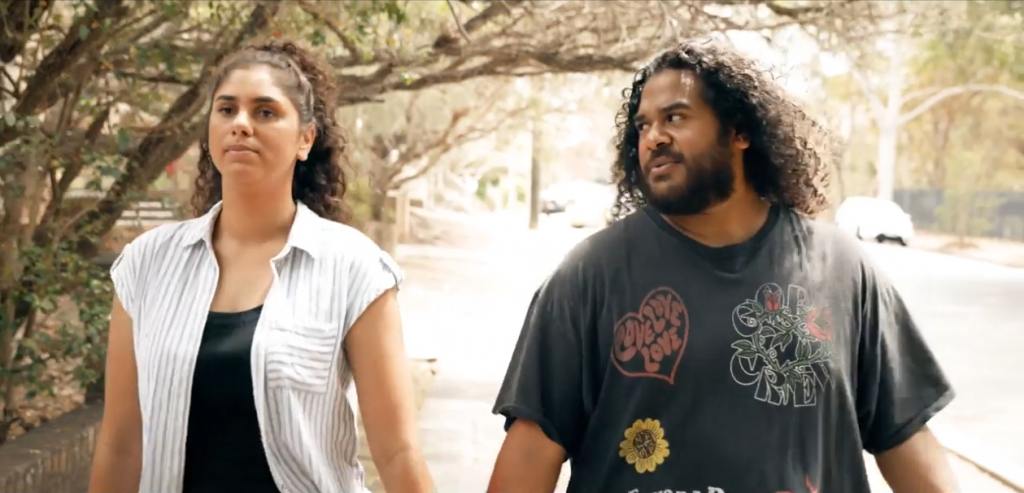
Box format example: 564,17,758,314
109,242,141,322
492,267,587,459
342,244,404,337
857,261,955,455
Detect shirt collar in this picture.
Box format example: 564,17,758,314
179,201,323,260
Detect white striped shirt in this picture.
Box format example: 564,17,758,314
110,201,402,493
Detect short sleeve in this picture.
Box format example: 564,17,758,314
492,269,586,459
342,246,404,337
857,262,955,455
109,242,140,321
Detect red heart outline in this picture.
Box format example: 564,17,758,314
611,287,690,384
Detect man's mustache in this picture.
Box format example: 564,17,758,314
648,147,685,165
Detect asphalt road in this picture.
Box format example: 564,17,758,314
399,213,1020,492
860,241,1024,469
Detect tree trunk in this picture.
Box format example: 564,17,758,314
875,121,899,201
875,40,906,202
528,120,541,229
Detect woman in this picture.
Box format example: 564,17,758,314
88,40,434,493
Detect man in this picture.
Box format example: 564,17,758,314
488,40,957,493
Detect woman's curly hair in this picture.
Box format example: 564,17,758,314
610,39,838,220
191,39,352,223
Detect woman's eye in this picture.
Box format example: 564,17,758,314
667,114,683,123
259,109,275,118
217,107,233,115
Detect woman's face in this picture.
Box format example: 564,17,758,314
208,65,316,188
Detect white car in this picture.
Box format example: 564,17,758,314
834,196,915,246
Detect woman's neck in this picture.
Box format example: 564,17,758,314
215,187,297,245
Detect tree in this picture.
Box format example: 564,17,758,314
0,0,884,440
822,0,1024,201
342,80,529,224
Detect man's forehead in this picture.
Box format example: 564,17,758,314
640,69,699,105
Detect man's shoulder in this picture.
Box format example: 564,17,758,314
563,210,648,265
784,210,874,270
543,210,651,288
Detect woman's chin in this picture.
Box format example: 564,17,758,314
216,162,265,182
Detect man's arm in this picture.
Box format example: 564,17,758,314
488,420,565,493
856,253,957,492
488,267,588,493
876,426,958,493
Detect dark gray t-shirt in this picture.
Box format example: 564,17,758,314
493,205,953,493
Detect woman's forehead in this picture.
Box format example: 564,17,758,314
214,65,291,103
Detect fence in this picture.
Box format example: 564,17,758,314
893,188,1024,241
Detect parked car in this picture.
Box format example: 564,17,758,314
540,187,571,214
834,196,915,246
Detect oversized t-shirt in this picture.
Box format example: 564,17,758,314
493,204,954,493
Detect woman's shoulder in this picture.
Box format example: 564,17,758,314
120,218,210,261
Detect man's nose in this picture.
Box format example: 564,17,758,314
642,124,670,150
231,111,253,136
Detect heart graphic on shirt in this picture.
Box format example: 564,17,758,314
611,287,690,385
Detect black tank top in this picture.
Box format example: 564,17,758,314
182,305,281,493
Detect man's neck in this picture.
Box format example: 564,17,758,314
215,186,297,246
662,187,772,248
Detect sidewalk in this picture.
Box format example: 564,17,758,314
911,231,1024,268
389,213,1020,492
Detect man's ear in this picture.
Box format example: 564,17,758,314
296,123,317,162
733,129,750,150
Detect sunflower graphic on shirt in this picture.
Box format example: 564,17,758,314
619,418,670,473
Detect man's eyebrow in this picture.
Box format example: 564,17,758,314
634,100,692,125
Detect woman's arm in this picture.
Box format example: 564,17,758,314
345,288,433,493
88,298,143,493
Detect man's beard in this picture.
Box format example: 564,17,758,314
638,137,735,216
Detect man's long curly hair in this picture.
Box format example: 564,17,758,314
191,39,352,223
610,39,837,220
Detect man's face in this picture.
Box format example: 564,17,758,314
633,69,742,216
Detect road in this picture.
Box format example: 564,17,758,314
860,241,1024,469
396,213,1019,492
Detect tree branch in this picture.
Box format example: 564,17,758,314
899,84,1024,127
0,0,129,148
444,0,472,44
295,0,362,60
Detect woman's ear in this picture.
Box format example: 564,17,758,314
296,123,317,161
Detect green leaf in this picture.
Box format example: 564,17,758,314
796,340,810,359
116,128,131,152
731,339,755,352
79,25,90,41
3,112,15,128
778,333,793,351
